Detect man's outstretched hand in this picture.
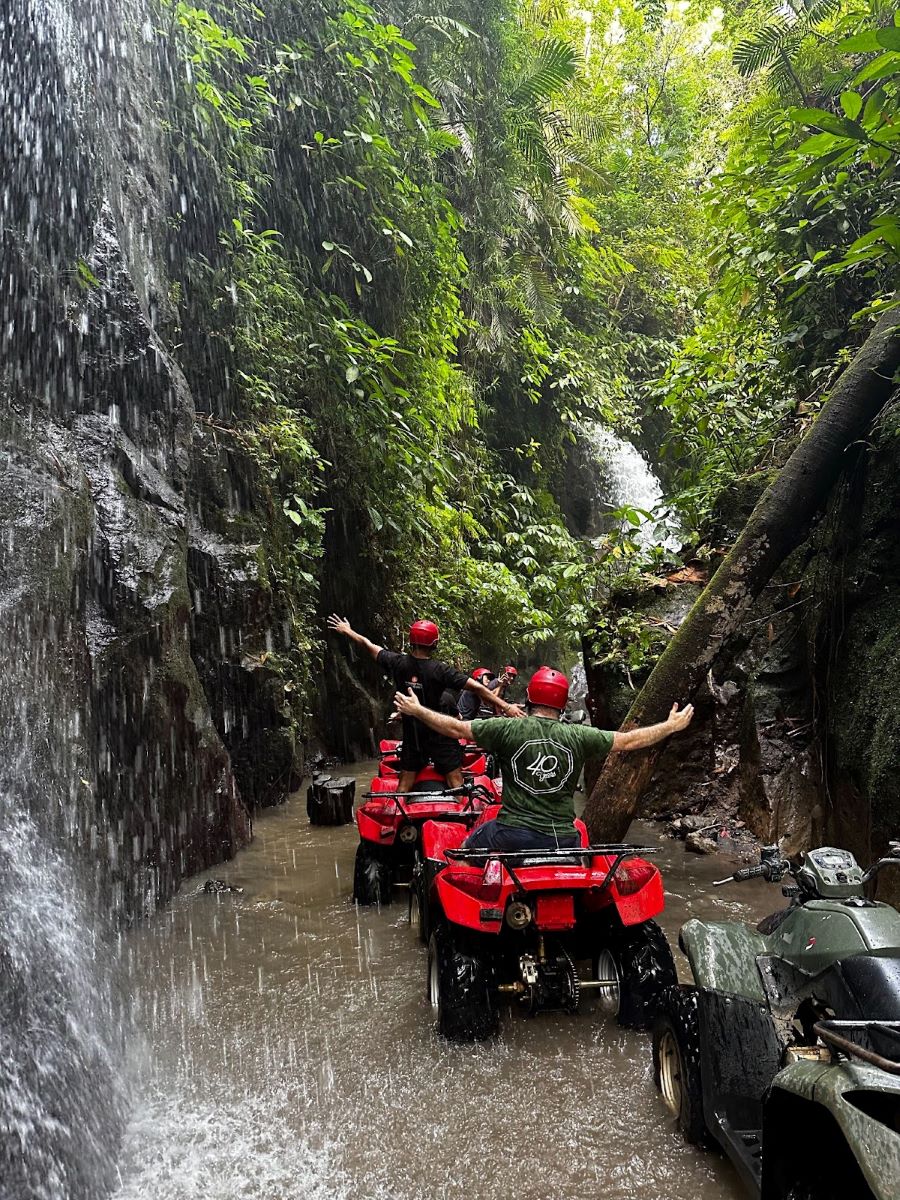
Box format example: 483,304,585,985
394,688,422,717
327,614,353,637
666,702,694,733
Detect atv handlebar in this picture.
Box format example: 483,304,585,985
714,848,792,888
713,863,770,887
862,846,900,884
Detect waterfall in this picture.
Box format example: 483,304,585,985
583,424,682,554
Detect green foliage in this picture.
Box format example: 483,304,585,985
158,0,898,720
656,0,900,534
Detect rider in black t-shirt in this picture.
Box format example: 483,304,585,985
327,616,520,793
457,668,493,721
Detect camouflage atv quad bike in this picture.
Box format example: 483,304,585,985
652,843,900,1200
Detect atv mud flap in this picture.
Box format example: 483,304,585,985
699,990,782,1193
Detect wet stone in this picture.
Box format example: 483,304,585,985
685,833,718,855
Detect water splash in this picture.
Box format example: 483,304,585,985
114,1089,343,1200
0,790,125,1200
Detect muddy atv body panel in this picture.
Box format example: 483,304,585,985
763,1059,900,1200
420,815,676,1041
654,844,900,1200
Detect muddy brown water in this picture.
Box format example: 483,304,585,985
113,762,784,1200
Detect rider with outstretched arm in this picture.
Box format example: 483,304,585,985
328,615,523,794
394,666,693,851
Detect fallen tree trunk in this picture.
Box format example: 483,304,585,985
584,300,900,842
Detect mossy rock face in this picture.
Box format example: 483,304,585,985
0,115,260,918
187,429,307,810
710,469,779,542
0,0,324,922
824,563,900,853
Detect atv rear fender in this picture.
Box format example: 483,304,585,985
356,803,399,846
680,918,769,1002
610,866,665,926
764,1062,900,1200
421,820,468,862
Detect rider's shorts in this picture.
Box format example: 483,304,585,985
399,729,464,775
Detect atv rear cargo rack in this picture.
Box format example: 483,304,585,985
445,842,660,863
444,844,660,893
362,788,490,800
813,1019,900,1076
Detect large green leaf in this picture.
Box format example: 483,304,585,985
841,27,900,53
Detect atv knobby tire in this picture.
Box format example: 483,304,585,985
427,927,498,1043
353,842,393,906
652,985,707,1144
409,875,429,944
596,919,677,1029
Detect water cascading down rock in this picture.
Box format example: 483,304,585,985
1,1,301,1193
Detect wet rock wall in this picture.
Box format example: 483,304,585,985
1,0,301,918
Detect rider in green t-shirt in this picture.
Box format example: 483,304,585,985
393,666,694,850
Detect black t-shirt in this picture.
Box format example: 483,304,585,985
377,650,469,745
460,677,500,720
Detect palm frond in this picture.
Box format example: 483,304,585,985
410,14,477,43
513,117,557,185
734,0,843,81
509,36,580,109
733,18,791,76
511,253,561,322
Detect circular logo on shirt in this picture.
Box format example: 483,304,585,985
510,739,575,796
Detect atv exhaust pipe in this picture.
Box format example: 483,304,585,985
578,979,619,990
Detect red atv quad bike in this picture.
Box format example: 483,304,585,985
415,811,676,1042
376,738,495,780
352,754,502,907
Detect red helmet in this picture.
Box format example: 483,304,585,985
409,619,439,648
471,666,492,683
504,665,518,678
526,666,569,710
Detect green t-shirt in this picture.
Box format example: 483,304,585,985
470,716,615,837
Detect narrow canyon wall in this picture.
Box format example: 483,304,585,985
1,0,302,919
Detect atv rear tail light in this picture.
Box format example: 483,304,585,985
481,858,503,901
615,859,656,895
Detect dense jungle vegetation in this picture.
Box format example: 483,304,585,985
161,0,900,692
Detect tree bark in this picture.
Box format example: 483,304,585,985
584,301,900,842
